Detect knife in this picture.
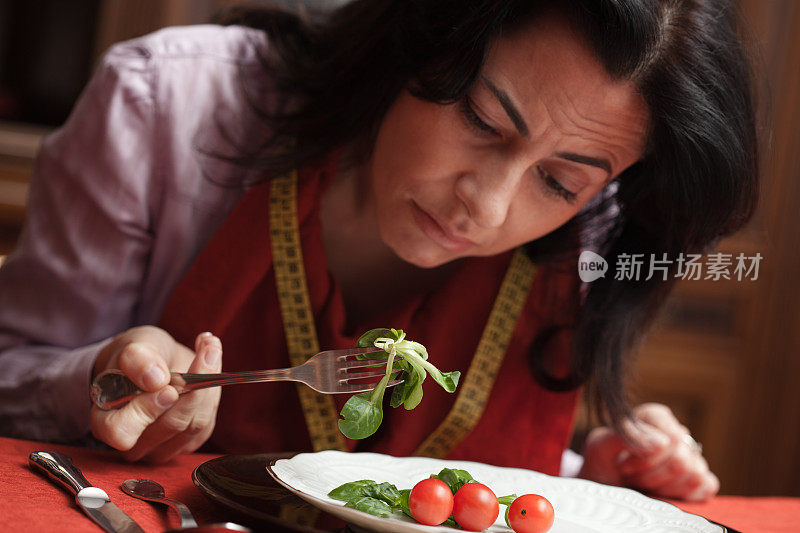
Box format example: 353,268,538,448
29,451,145,533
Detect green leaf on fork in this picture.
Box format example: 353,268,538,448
337,328,461,440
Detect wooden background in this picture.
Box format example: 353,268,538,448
0,0,798,496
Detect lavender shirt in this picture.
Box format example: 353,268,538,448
0,25,274,442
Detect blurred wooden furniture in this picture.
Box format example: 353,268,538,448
0,121,46,254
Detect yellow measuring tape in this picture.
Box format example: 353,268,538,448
269,170,536,456
270,171,347,452
413,249,536,457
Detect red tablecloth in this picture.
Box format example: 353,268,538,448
2,436,226,532
1,436,797,532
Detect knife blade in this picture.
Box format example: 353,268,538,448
29,451,144,533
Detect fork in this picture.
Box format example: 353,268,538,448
90,347,402,410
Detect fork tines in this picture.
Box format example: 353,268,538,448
338,357,389,370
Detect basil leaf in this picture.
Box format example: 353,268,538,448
430,468,475,494
401,359,427,410
397,488,413,517
389,361,411,408
328,480,377,501
340,327,460,439
427,369,460,393
338,391,384,439
390,361,426,410
344,496,394,518
364,482,402,507
393,345,460,394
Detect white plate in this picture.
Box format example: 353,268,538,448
267,451,723,533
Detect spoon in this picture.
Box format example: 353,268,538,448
122,478,251,532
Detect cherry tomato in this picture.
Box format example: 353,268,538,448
408,478,454,526
452,482,500,531
507,494,555,533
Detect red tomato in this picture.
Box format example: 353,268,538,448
452,482,500,531
408,478,454,526
507,494,555,533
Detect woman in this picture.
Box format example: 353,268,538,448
0,0,756,502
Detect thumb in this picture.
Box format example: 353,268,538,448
586,425,629,459
580,426,629,485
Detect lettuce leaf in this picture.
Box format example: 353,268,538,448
338,328,460,439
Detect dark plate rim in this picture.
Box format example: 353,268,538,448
191,454,329,533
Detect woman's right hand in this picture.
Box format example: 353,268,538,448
90,326,223,462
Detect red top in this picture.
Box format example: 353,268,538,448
160,159,582,476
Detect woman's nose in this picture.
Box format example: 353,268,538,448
454,165,521,229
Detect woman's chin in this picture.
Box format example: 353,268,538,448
391,243,459,269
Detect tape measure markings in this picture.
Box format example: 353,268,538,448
269,171,347,452
413,249,536,458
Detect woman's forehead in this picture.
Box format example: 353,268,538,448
482,12,650,171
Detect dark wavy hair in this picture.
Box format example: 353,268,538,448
216,0,759,430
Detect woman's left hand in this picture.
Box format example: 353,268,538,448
578,403,719,501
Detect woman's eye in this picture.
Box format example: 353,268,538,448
537,166,578,204
459,97,500,136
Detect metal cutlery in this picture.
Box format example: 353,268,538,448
121,478,250,532
92,347,402,410
29,451,144,533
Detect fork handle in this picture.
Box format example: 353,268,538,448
90,368,294,410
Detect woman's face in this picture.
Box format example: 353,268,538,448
366,12,650,268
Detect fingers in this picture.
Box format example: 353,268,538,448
579,417,674,485
91,326,184,450
617,404,691,477
579,403,719,502
633,403,689,439
647,468,719,501
622,436,698,489
631,449,719,502
683,472,720,502
616,423,677,477
615,402,689,474
617,404,718,501
91,386,179,450
123,333,223,462
135,404,217,463
618,417,673,456
116,340,172,392
629,439,718,501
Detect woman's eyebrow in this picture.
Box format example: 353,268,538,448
482,77,530,138
555,152,612,178
481,77,613,179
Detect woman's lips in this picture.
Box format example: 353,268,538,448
411,201,476,252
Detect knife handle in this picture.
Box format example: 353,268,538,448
29,451,93,495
